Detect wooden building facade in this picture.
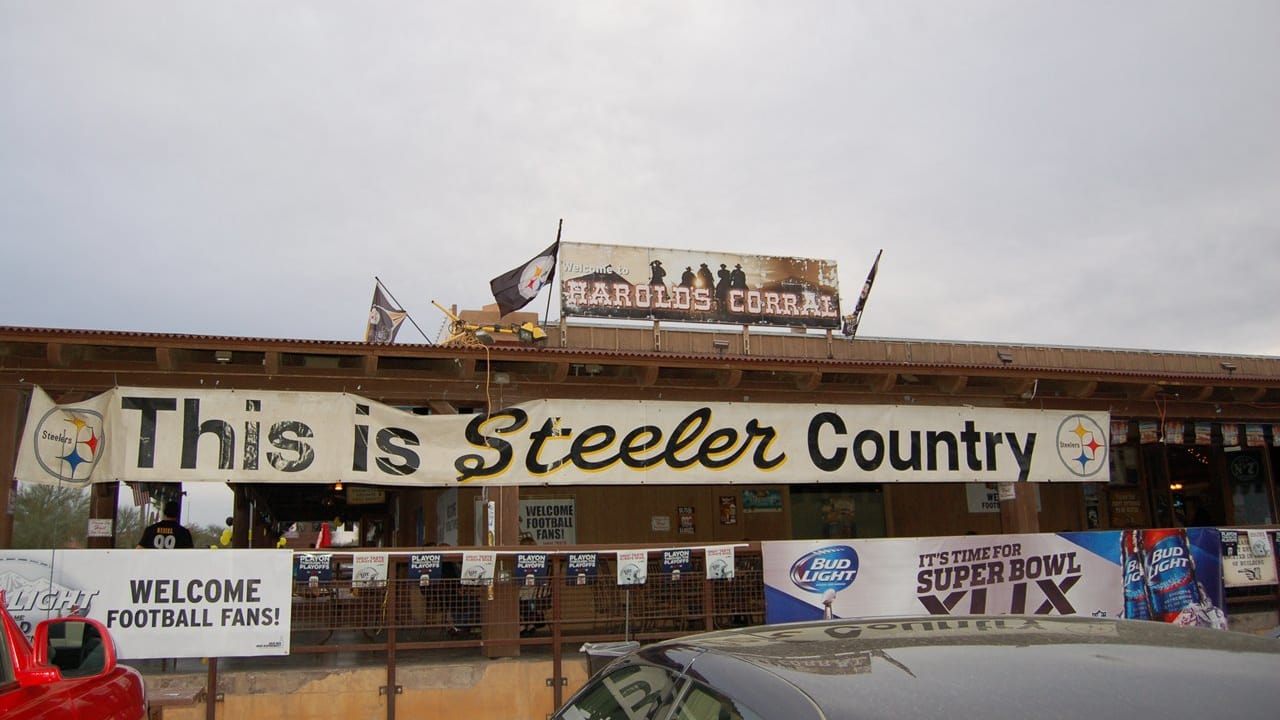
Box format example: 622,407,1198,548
2,311,1279,549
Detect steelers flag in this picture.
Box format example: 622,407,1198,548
365,283,407,343
842,249,882,338
490,241,559,317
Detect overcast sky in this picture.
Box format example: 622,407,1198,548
4,2,1279,527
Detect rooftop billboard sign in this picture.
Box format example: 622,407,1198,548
559,242,842,328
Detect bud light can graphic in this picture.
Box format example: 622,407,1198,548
1141,528,1199,622
1120,530,1150,620
1118,528,1227,629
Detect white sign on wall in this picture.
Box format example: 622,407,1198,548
0,549,292,659
967,483,1043,513
519,498,576,545
1221,529,1278,587
86,518,114,538
352,552,388,588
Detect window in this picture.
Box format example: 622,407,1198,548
672,681,764,720
0,615,15,689
559,664,681,720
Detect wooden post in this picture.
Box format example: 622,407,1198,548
87,482,119,549
998,482,1040,534
232,485,251,548
205,657,218,720
0,388,27,549
483,486,521,658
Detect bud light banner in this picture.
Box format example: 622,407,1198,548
762,530,1226,629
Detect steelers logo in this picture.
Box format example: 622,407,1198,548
31,407,106,486
1055,414,1107,478
517,253,557,301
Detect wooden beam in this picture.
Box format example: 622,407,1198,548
456,358,476,380
795,370,822,392
935,375,968,395
547,362,570,383
1232,386,1266,402
634,365,659,387
717,369,742,389
1066,380,1097,399
869,373,897,393
1189,385,1214,402
1126,384,1160,400
46,342,68,368
155,347,176,371
427,400,458,414
1002,378,1036,397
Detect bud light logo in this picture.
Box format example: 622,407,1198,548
790,545,859,594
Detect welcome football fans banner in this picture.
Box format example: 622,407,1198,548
17,386,1109,487
0,549,292,659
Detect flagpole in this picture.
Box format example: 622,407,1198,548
375,276,436,345
541,218,562,325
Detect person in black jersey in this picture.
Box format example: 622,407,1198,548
136,500,195,549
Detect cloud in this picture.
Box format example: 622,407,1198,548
0,1,1276,355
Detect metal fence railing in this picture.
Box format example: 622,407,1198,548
290,547,765,646
278,546,767,716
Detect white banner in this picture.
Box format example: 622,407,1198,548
352,552,389,588
16,386,1109,487
460,551,496,585
0,549,292,659
762,534,1123,622
705,545,736,580
616,550,649,586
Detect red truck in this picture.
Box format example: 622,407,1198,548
1,590,147,720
